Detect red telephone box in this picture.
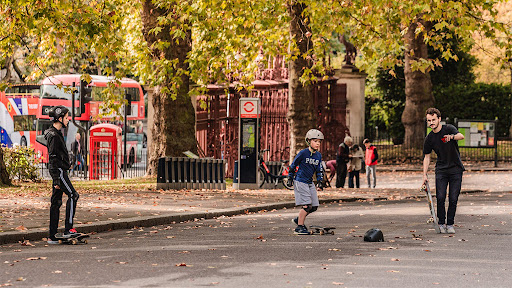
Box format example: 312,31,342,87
89,124,122,180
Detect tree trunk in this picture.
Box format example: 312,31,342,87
402,20,434,148
509,66,512,139
2,55,13,82
0,147,11,186
142,1,196,176
287,1,316,160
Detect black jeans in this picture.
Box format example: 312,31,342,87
435,171,463,226
348,170,360,188
335,160,347,188
49,168,79,237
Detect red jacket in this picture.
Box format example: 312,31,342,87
365,145,378,166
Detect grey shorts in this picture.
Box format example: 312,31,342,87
294,181,319,206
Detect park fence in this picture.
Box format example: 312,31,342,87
348,136,512,165
38,149,148,180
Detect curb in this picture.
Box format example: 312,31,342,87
0,190,486,245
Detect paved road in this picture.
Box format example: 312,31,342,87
2,191,511,287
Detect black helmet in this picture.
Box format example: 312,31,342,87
49,106,69,122
49,105,69,127
364,228,384,242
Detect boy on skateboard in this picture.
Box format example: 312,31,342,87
44,106,81,244
288,129,324,235
423,108,465,234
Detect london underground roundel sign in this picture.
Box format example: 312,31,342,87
240,98,260,118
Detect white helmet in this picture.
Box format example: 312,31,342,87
305,129,324,146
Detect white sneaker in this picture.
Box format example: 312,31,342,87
446,225,455,234
439,224,447,234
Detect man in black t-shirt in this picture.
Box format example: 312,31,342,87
423,108,465,234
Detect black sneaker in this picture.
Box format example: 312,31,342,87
292,217,298,225
294,225,310,235
63,228,79,238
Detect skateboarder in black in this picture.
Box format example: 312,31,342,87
423,108,465,234
44,106,80,244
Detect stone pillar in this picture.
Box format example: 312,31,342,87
335,68,367,141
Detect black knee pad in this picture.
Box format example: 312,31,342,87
303,205,318,213
302,204,313,213
73,193,80,202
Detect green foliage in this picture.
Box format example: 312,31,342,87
370,37,479,140
2,145,40,182
435,83,511,137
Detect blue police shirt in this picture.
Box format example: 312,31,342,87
289,148,323,184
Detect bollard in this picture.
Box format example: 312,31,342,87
170,157,179,190
190,158,199,189
184,158,192,190
220,160,226,190
157,157,167,190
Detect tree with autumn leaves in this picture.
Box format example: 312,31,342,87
1,0,511,184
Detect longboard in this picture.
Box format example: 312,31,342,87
309,225,336,235
420,181,441,233
54,233,90,245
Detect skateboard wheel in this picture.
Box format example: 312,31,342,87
83,239,88,244
330,231,335,235
58,240,63,244
320,230,325,235
70,239,78,245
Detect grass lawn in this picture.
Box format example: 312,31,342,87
0,177,157,197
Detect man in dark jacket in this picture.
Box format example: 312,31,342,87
71,132,84,174
44,105,80,244
336,136,353,188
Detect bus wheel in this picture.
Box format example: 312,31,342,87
20,136,27,147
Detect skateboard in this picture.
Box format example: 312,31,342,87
309,225,336,235
54,233,90,245
420,181,441,233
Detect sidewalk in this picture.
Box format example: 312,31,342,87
1,169,510,245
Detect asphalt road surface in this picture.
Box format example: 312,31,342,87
1,192,511,287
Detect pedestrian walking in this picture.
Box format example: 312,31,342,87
348,144,364,188
44,106,80,244
71,133,84,175
363,138,378,188
423,108,465,234
336,136,353,188
288,129,324,235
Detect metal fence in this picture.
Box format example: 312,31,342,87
346,136,512,165
37,150,148,180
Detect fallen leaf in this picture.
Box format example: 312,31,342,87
20,240,34,246
332,282,344,285
176,263,188,267
15,226,27,231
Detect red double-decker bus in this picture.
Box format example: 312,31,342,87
0,84,40,148
36,74,145,166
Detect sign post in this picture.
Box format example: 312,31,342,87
234,98,260,190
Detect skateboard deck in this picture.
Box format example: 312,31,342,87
309,225,336,235
54,233,90,245
420,181,441,233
